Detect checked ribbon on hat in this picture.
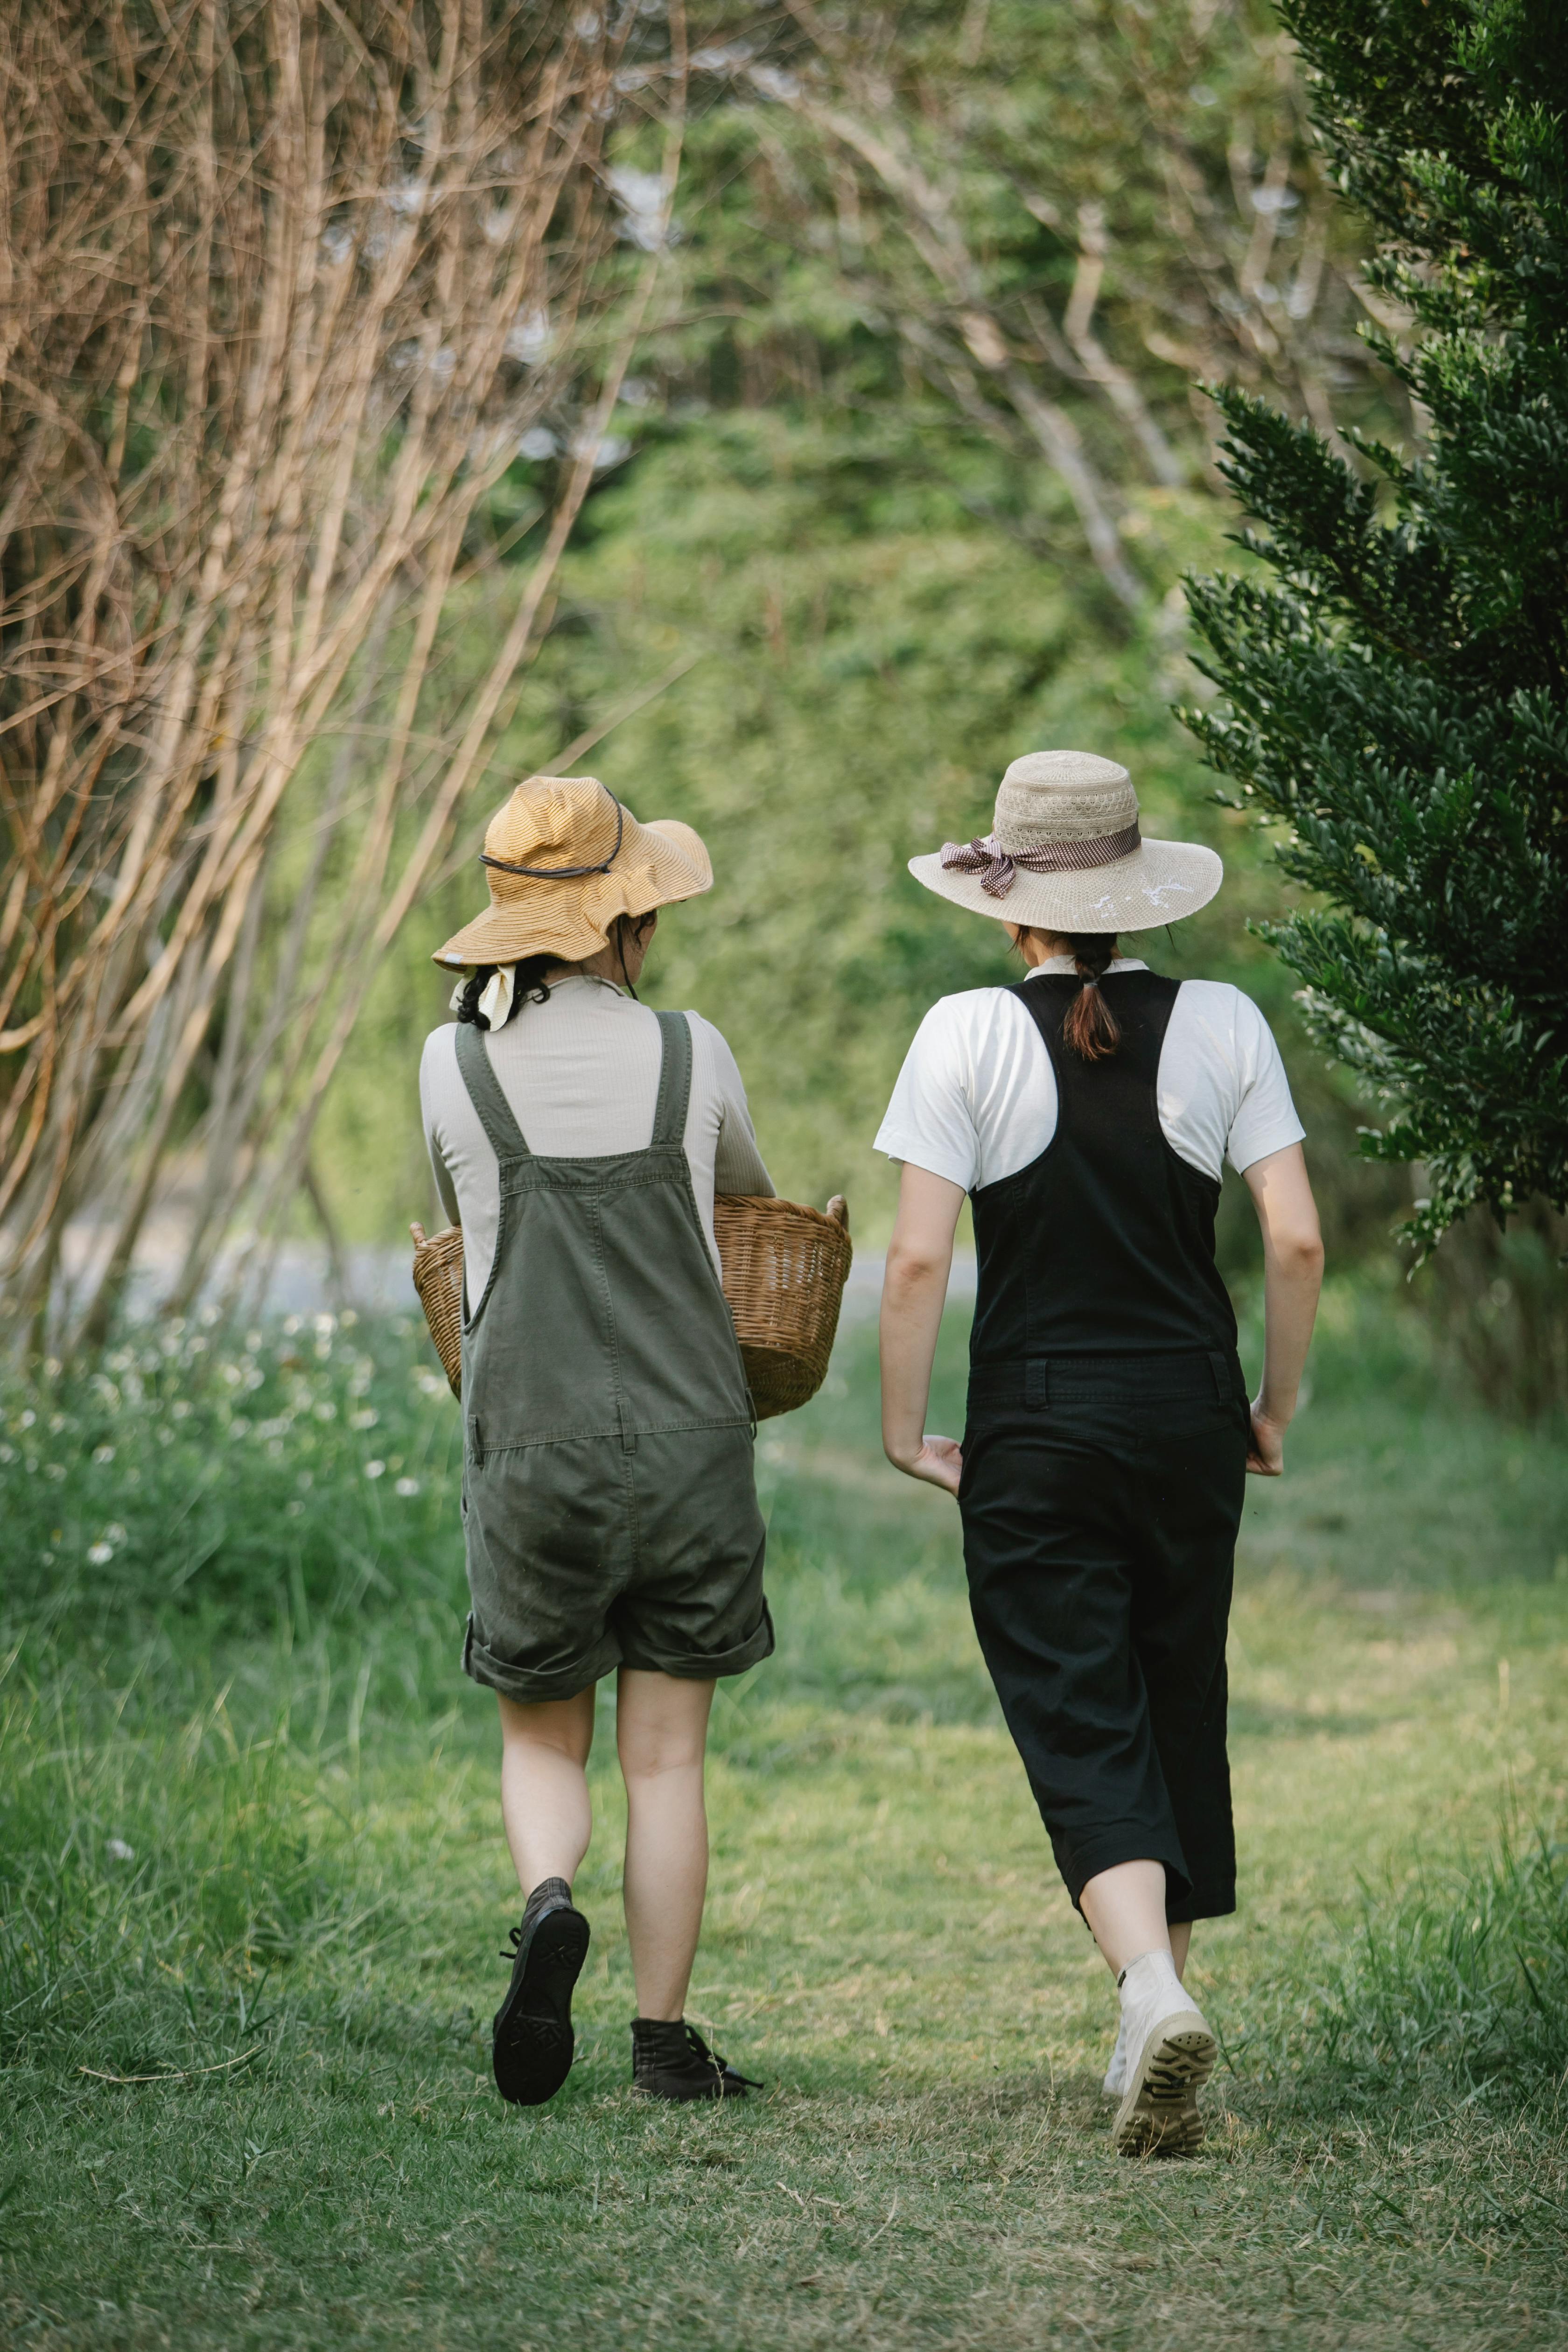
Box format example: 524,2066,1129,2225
939,821,1141,898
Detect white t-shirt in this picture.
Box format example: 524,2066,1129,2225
874,958,1303,1191
420,974,773,1302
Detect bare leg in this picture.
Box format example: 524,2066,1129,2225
616,1669,714,2020
1079,1858,1174,1977
497,1687,595,1897
1169,1920,1192,1977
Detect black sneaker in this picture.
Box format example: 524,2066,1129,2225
630,2017,760,2101
492,1877,590,2106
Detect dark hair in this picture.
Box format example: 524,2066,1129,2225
1060,931,1121,1062
452,910,658,1030
453,956,554,1028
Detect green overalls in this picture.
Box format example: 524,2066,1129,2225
454,1010,772,1703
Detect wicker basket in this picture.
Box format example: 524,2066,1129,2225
409,1222,465,1400
713,1194,851,1419
409,1196,851,1420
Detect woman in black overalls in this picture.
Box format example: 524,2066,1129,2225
878,751,1323,2157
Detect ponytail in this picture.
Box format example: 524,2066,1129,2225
1060,931,1120,1062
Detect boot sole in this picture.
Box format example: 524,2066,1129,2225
492,1907,590,2107
1113,2019,1216,2158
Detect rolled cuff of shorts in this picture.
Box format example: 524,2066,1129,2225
619,1600,775,1682
1165,1880,1236,1926
1055,1825,1199,1922
462,1615,617,1705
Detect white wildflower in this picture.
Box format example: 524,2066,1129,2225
608,166,670,251
394,1477,420,1498
93,1444,115,1465
106,1838,135,1862
364,1460,386,1480
505,310,553,365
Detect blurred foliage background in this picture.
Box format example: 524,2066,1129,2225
324,0,1419,1288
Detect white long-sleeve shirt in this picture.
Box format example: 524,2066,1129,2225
420,975,773,1303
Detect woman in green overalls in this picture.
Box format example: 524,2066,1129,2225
421,775,774,2106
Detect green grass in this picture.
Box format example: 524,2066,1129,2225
3,1283,1567,2349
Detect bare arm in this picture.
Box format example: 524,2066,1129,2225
1242,1142,1324,1475
880,1162,966,1495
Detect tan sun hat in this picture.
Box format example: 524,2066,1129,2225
433,774,712,969
909,749,1222,935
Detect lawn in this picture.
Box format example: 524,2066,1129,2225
3,1282,1566,2350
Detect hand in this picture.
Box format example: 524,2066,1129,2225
888,1434,963,1495
1246,1401,1287,1476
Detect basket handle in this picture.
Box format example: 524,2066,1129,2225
410,1221,428,1249
825,1195,848,1231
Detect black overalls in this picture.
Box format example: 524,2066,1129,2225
958,971,1250,1925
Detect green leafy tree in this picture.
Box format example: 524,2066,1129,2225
1183,0,1568,1253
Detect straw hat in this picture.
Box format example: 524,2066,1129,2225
433,775,712,969
909,749,1221,935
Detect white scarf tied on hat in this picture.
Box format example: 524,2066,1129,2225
449,966,514,1029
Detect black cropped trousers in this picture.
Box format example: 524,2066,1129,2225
959,1350,1249,1925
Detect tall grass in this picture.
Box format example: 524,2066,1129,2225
2,1307,459,1631
1321,1828,1568,2094
0,1652,390,2078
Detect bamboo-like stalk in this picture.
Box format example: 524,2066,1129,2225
0,0,679,1353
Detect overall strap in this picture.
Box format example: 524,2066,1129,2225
454,1018,532,1161
651,1009,693,1148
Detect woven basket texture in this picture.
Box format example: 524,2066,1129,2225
410,1224,465,1399
410,1197,850,1420
712,1194,851,1418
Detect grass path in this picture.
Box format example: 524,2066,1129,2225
3,1294,1566,2347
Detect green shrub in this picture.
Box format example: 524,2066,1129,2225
1,1309,462,1632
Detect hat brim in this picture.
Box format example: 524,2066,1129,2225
433,811,713,969
908,837,1222,935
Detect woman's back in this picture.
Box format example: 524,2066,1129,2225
420,973,771,1302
